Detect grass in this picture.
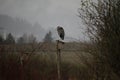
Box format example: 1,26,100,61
0,43,84,80
0,42,117,80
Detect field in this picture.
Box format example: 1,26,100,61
0,42,92,80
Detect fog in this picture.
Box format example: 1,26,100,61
0,0,85,41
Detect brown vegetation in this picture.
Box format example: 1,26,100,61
0,43,85,80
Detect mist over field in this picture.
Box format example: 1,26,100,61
0,0,120,80
0,0,85,42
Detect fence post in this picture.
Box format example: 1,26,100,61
56,40,64,80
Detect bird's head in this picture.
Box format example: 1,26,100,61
57,26,62,29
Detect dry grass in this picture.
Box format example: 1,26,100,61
0,43,86,80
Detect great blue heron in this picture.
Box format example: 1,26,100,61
57,26,65,40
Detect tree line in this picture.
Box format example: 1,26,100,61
0,31,53,44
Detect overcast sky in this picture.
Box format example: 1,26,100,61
0,0,86,41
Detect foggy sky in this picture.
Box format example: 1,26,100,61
0,0,85,41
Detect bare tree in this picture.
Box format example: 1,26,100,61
78,0,120,79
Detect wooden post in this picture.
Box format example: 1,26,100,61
20,52,29,80
56,40,64,80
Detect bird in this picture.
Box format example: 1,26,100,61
57,26,65,40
